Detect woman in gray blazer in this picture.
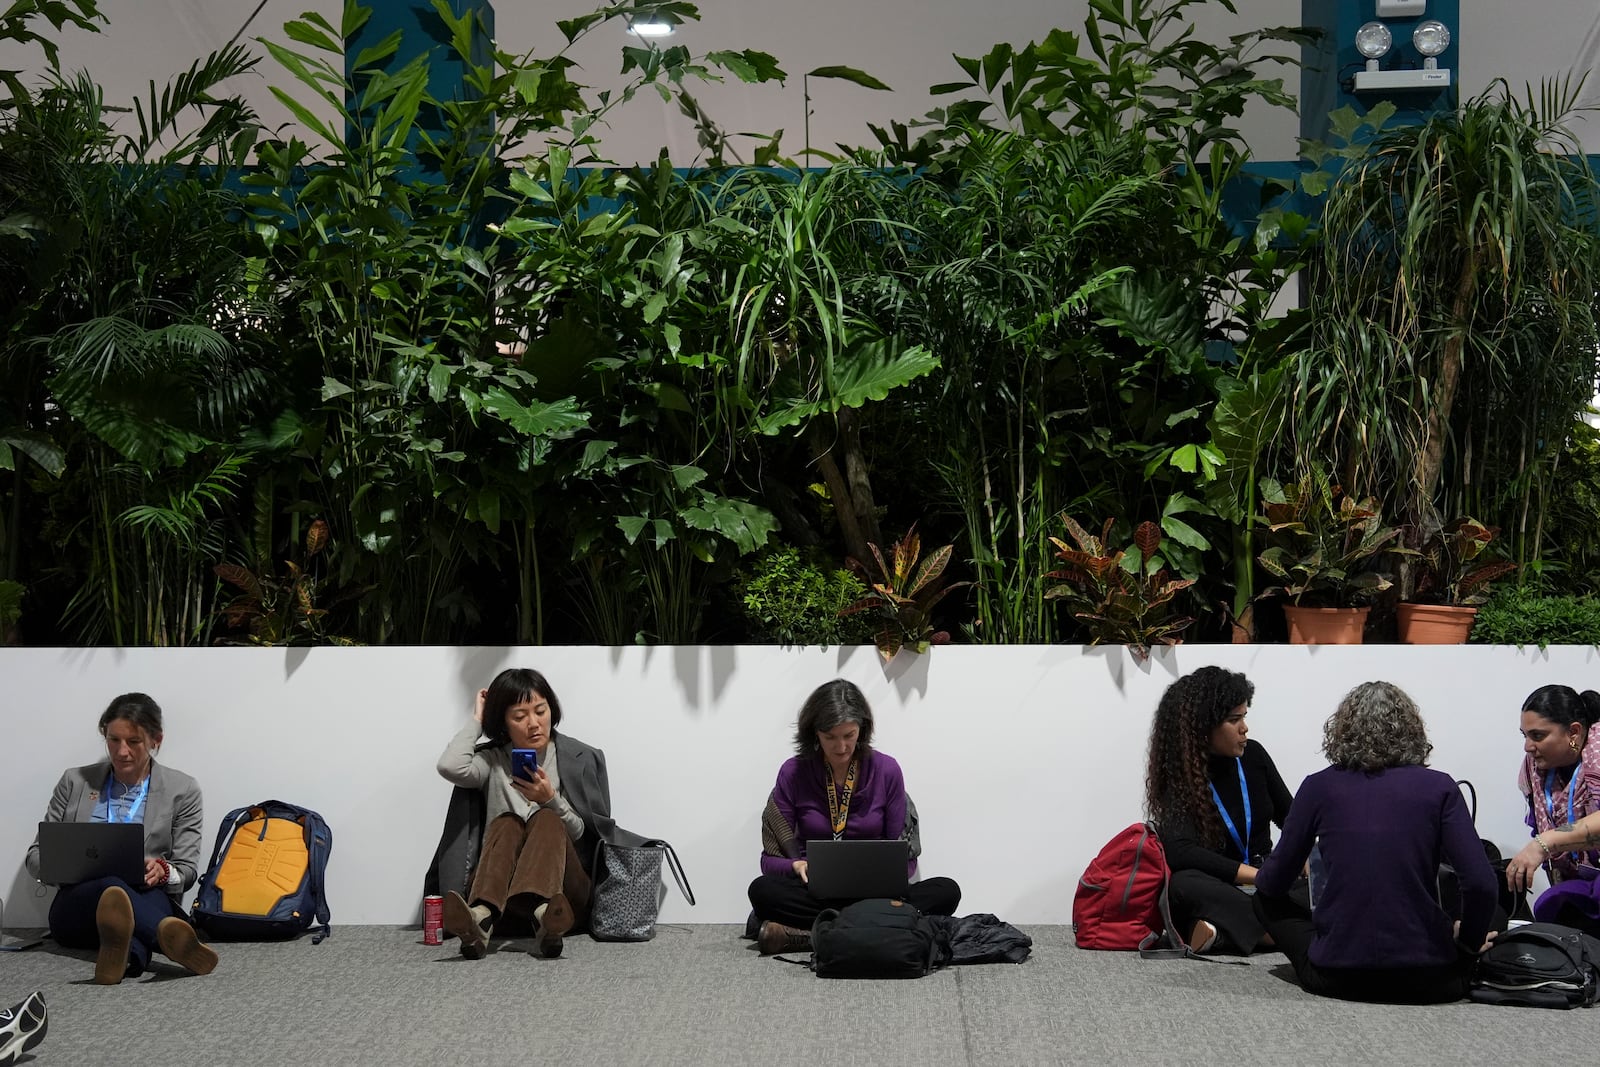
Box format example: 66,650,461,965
436,668,612,959
25,693,218,983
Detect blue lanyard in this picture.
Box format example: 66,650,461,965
1208,757,1252,864
102,771,150,824
1545,769,1576,828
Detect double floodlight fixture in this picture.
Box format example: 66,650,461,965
1352,5,1452,93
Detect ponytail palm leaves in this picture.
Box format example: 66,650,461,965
1292,81,1600,555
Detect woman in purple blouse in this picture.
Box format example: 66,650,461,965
1254,681,1497,1003
748,679,961,954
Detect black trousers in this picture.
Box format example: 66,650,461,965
49,875,181,977
1253,891,1475,1004
1168,869,1310,954
747,872,961,929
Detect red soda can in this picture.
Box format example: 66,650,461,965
423,895,444,945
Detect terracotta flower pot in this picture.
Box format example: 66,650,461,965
1396,603,1478,645
1283,605,1369,645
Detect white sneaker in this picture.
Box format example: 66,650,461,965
0,991,46,1065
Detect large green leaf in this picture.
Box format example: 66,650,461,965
681,494,779,554
755,342,938,434
480,389,591,438
806,66,891,91
0,429,66,476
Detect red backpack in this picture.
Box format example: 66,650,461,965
1073,823,1170,951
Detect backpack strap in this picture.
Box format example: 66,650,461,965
1135,836,1247,966
255,802,333,943
193,806,254,902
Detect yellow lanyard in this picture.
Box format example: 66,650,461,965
825,759,858,839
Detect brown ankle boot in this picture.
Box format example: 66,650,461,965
758,921,810,956
538,894,574,959
442,892,491,959
94,886,135,985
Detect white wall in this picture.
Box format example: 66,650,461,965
1,2,1595,161
1,643,1590,927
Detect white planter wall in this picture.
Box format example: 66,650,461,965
1,643,1590,927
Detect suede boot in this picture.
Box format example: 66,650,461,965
93,886,135,985
157,917,219,976
538,893,574,959
443,891,492,959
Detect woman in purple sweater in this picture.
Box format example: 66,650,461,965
748,679,961,954
1254,681,1497,1003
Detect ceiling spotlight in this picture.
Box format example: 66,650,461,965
627,18,674,37
1355,21,1393,69
1413,19,1451,64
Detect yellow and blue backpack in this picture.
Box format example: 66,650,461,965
191,800,332,943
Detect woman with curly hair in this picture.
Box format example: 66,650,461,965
1145,665,1303,955
1254,681,1497,1003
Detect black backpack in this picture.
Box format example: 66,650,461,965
808,899,941,979
1471,923,1600,1009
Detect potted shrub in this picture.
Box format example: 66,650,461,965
1255,474,1400,644
1396,517,1517,644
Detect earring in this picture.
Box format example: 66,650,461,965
1571,738,1583,754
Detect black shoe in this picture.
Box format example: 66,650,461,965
757,921,811,955
0,991,47,1065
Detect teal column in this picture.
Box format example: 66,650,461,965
1300,0,1459,144
344,0,496,176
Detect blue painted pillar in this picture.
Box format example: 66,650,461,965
344,0,496,174
1300,0,1459,144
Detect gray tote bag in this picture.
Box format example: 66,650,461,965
589,835,695,941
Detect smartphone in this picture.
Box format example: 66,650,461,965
511,748,539,782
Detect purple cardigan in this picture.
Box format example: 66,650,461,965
759,751,909,878
1257,764,1495,970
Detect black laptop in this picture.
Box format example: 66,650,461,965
805,839,910,900
35,822,146,886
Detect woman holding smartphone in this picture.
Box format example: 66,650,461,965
435,668,612,959
24,693,218,984
747,679,961,955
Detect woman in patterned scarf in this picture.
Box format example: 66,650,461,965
747,679,960,955
1505,685,1600,931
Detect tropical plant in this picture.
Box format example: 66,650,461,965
842,526,969,660
244,0,788,643
731,546,874,647
1470,585,1600,648
213,518,358,646
1044,516,1196,652
1,36,271,644
0,577,21,643
1255,473,1401,608
1402,517,1518,607
1288,83,1600,559
861,0,1313,643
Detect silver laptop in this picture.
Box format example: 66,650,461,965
805,839,910,900
36,822,146,886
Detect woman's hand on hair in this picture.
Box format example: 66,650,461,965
473,688,487,724
512,766,556,806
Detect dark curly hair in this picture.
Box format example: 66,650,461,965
1145,666,1255,840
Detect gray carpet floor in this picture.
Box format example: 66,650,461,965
0,926,1586,1065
